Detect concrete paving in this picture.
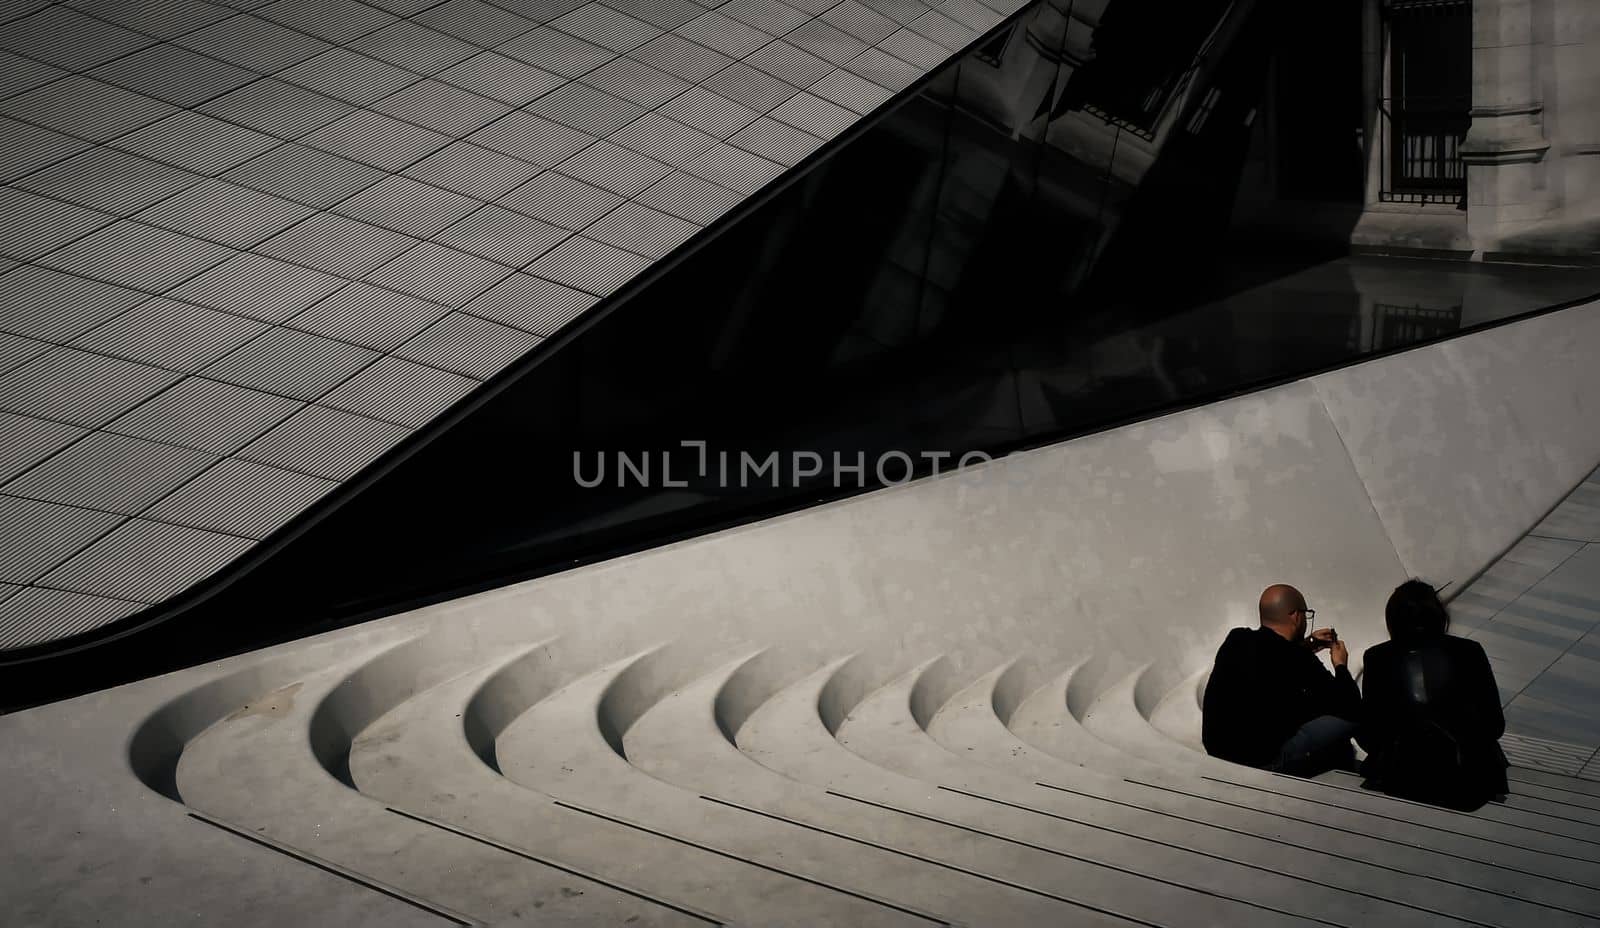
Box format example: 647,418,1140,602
1453,464,1600,778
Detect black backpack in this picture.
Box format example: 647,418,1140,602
1365,651,1482,808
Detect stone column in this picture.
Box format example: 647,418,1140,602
1458,0,1554,249
1360,0,1384,207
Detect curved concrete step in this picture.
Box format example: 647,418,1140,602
622,650,1148,928
343,639,866,927
922,659,1600,927
739,658,1380,926
839,657,1481,926
1004,655,1600,896
174,638,686,926
1006,659,1173,779
1147,668,1208,753
1080,663,1214,770
489,643,979,926
1074,659,1600,856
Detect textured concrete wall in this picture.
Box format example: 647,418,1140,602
405,296,1600,689
1315,298,1600,588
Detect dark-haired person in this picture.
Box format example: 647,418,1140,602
1357,579,1509,810
1202,584,1362,776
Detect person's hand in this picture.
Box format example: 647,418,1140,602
1307,627,1338,650
1329,639,1349,667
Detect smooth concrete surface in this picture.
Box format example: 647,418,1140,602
1447,462,1600,777
3,299,1600,924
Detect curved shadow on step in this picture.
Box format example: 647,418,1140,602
462,637,585,772
713,646,837,744
307,633,562,787
816,650,933,735
129,656,333,802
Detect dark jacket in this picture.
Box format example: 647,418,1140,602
1357,635,1509,808
1202,626,1362,768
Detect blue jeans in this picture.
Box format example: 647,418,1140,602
1268,715,1359,777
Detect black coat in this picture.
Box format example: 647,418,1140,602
1357,634,1509,808
1202,626,1362,768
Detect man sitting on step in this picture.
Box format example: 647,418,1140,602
1201,584,1362,776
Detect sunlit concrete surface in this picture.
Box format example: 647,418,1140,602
3,296,1599,925
1446,465,1600,778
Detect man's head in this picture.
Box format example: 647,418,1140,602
1259,583,1310,641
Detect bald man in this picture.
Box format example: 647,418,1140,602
1201,584,1362,776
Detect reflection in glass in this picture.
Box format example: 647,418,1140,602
9,0,1598,705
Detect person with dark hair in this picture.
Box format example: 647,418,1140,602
1357,579,1509,810
1202,584,1362,776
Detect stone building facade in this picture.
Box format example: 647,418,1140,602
1235,0,1598,259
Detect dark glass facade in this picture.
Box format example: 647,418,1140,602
5,0,1598,707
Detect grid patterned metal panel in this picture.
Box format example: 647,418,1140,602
1,431,217,515
469,273,598,335
201,328,382,401
105,377,305,456
0,587,142,650
555,140,674,197
583,56,693,108
0,348,182,428
748,40,845,88
145,458,338,540
0,0,988,649
39,518,255,603
238,404,411,481
138,180,318,249
524,235,654,295
168,254,350,324
394,312,545,378
728,116,826,166
0,267,148,342
286,282,453,352
0,495,121,585
585,201,702,258
320,355,482,428
0,413,84,483
0,191,113,260
71,298,270,373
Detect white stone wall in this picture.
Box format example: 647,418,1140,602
391,296,1600,690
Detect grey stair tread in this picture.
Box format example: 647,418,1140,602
342,642,858,927
490,645,1039,926
626,653,1339,928
173,645,700,927
747,655,1596,927
927,662,1600,926
1069,663,1600,853
1510,766,1600,799
1317,769,1600,829
1000,665,1600,894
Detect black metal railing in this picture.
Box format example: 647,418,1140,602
1372,302,1463,349
1379,0,1470,204
1378,96,1468,204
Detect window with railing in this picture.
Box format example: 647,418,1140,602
1371,302,1463,350
1379,0,1470,204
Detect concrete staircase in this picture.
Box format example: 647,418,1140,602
89,626,1599,926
